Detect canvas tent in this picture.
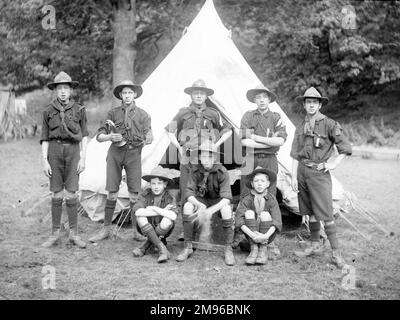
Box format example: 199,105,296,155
79,0,345,220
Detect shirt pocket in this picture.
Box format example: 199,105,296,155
48,111,60,130
313,133,328,149
181,113,196,130
65,111,81,134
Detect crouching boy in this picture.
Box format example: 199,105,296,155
131,167,178,263
235,167,282,265
176,141,235,266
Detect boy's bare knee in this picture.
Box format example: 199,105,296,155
324,220,334,226
160,218,173,229
260,211,272,222
107,192,118,201
136,216,148,226
129,192,139,203
135,208,146,217
309,215,318,222
244,210,255,219
53,191,64,199
65,191,77,200
220,205,232,220
183,202,194,216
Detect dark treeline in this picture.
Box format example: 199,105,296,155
1,0,399,123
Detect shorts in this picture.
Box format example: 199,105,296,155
194,196,225,218
48,140,80,193
297,163,334,221
106,144,142,193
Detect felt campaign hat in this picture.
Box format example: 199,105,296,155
197,140,222,155
184,79,214,96
245,166,277,188
47,71,79,90
113,80,143,100
246,84,277,103
295,86,329,106
142,166,173,185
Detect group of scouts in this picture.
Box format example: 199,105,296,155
40,71,352,269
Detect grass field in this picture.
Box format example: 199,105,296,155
0,137,399,300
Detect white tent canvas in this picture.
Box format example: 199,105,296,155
79,0,344,219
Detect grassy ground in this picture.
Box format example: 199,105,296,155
0,137,399,300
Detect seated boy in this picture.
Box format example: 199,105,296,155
235,166,282,265
176,141,235,266
131,167,178,263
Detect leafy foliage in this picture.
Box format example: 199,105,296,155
1,0,399,118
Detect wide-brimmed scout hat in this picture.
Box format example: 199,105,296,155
113,80,143,100
246,84,277,103
295,86,329,106
184,79,214,96
142,166,172,185
197,140,222,155
47,71,79,90
245,166,277,188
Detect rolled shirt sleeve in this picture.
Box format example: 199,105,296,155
290,127,302,161
218,113,233,136
329,121,352,156
142,113,153,144
240,112,253,139
96,110,113,139
165,109,183,134
218,171,233,201
274,113,288,141
185,173,197,201
40,110,50,144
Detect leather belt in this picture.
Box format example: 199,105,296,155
51,139,76,144
254,153,276,158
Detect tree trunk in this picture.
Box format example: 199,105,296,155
112,0,136,87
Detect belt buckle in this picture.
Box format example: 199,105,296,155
128,145,133,149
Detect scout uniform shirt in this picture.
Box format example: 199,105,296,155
185,163,232,201
290,113,352,163
40,99,89,144
235,191,282,232
97,101,153,147
165,104,232,161
240,108,287,154
40,98,89,193
290,113,352,221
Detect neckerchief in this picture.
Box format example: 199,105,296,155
123,102,137,131
152,190,165,208
189,103,206,134
51,99,78,139
198,170,210,197
251,189,269,219
304,112,326,135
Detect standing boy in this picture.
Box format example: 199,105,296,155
41,71,88,248
290,87,352,268
131,167,178,263
165,79,232,207
235,167,282,265
89,80,153,242
176,141,235,266
240,84,287,198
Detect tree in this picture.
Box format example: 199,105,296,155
110,0,136,86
